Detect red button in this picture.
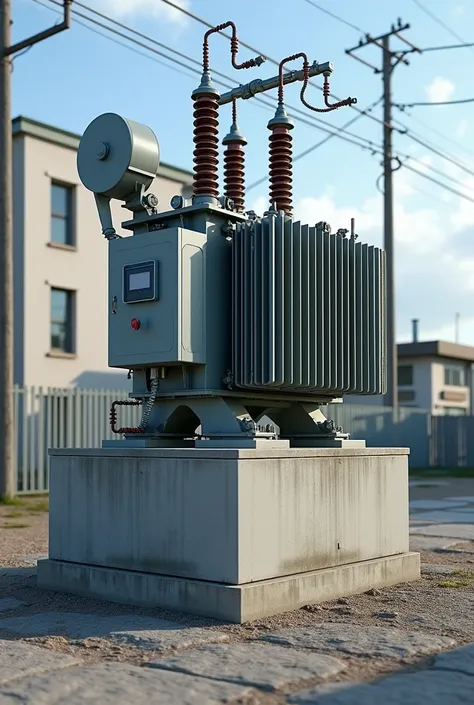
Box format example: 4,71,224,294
131,318,141,330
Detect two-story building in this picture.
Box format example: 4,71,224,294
346,336,474,414
13,116,193,391
397,340,474,415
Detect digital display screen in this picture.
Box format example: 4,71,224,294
129,271,151,291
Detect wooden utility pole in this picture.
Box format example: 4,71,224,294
346,20,420,409
0,0,72,498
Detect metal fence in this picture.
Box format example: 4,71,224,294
325,403,431,468
429,414,474,468
14,386,140,494
11,386,474,494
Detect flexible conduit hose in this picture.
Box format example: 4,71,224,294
110,377,160,435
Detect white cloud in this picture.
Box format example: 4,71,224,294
97,0,190,23
456,119,468,138
250,160,474,344
425,77,455,103
451,176,474,230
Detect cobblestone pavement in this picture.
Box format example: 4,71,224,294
1,478,474,703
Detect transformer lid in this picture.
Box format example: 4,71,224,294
77,112,160,199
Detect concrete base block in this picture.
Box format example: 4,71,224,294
37,552,420,623
40,446,419,622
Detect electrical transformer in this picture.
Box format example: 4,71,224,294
77,24,386,448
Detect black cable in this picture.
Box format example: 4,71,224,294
390,104,474,175
301,0,365,34
11,45,33,69
41,0,218,81
300,0,474,183
162,0,473,159
32,0,199,81
157,0,402,134
83,0,385,137
37,0,474,203
396,97,474,108
403,162,474,203
38,0,387,158
404,133,474,178
158,0,269,57
411,0,473,50
419,41,474,52
393,108,474,162
247,97,383,192
42,0,390,155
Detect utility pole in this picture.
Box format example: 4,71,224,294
0,0,72,498
346,20,420,409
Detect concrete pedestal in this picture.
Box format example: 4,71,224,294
38,447,420,623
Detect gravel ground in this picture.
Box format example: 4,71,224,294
1,484,474,694
0,498,49,567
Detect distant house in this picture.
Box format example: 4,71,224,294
345,339,474,415
12,116,192,390
397,340,474,415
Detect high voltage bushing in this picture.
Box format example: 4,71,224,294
267,103,294,214
192,20,263,203
222,100,247,213
191,74,220,201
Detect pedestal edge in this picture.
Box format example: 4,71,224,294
38,552,420,624
48,447,411,459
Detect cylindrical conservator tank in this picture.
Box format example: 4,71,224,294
77,112,160,200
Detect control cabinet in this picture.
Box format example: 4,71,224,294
108,227,206,369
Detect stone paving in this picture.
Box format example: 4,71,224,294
0,480,474,703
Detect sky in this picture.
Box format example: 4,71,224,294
10,0,474,345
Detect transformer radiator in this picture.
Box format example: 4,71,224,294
232,215,386,396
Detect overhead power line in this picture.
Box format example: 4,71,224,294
41,0,225,82
393,108,474,162
155,1,474,182
249,103,474,198
419,41,474,52
301,0,474,168
403,162,474,203
396,96,474,108
72,0,474,187
411,0,474,50
40,0,389,155
301,0,365,33
247,97,384,192
37,0,474,204
404,132,474,178
32,0,199,81
38,0,388,157
157,0,403,134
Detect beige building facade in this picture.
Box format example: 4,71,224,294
13,116,192,390
397,341,474,416
346,340,474,414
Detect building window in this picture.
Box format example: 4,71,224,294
398,389,415,403
398,364,413,386
50,288,75,353
444,363,465,387
444,407,466,416
51,182,74,246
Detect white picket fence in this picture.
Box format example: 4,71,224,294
14,385,140,494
